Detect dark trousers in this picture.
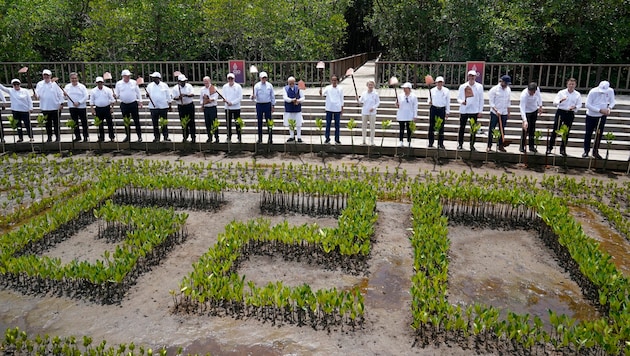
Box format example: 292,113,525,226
150,108,169,140
120,101,141,139
488,112,508,148
548,109,574,151
95,106,114,141
178,103,196,141
429,106,446,146
398,121,411,142
520,111,538,150
12,111,33,139
458,113,477,146
225,109,241,140
325,111,341,141
70,107,88,140
256,102,272,141
43,109,60,140
204,106,219,140
584,115,607,154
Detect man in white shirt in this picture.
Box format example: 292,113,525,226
547,78,582,156
252,71,276,144
519,82,543,153
35,69,65,142
65,72,89,142
359,80,380,146
457,70,484,150
428,76,450,149
173,74,196,143
320,74,344,144
114,69,143,142
89,77,116,142
583,80,615,159
222,73,243,143
487,75,511,152
0,79,34,142
146,72,172,142
200,76,220,143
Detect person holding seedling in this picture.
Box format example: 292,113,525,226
114,69,143,143
283,76,305,143
65,72,89,142
35,69,65,142
172,74,196,143
90,77,116,142
320,74,344,144
222,73,243,143
428,76,450,149
395,82,417,147
358,80,380,146
487,75,511,152
1,79,34,142
252,71,276,144
519,82,543,153
457,70,484,151
583,80,615,159
547,78,582,156
200,76,220,143
146,72,172,142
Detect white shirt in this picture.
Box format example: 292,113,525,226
89,86,115,107
222,82,243,109
457,81,484,114
519,88,543,121
172,83,194,106
146,81,171,109
488,84,511,115
396,93,418,122
114,79,141,104
35,80,65,110
553,88,582,112
323,85,344,112
64,82,88,109
252,81,276,105
200,85,219,107
359,90,380,115
0,85,33,112
585,87,615,117
428,86,451,114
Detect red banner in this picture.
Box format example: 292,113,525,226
228,60,245,84
466,61,485,86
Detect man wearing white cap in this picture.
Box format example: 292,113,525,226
146,72,172,142
395,82,418,147
1,79,34,142
251,71,275,143
114,69,143,142
222,73,243,142
548,78,582,156
282,76,305,142
35,69,65,142
487,75,511,152
457,70,484,150
519,82,543,153
320,74,344,144
428,76,450,149
200,76,220,143
89,77,116,142
583,80,615,159
173,74,196,143
65,72,89,142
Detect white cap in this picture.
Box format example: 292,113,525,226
598,80,610,92
259,71,268,78
435,76,444,83
95,76,104,83
177,74,187,81
227,73,235,79
42,69,52,76
11,78,21,84
121,69,131,76
467,70,477,76
401,82,412,89
149,72,161,78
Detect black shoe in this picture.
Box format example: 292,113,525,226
498,146,506,152
83,138,88,142
546,149,552,155
215,138,220,143
268,139,273,144
137,138,142,143
593,152,603,159
335,140,341,145
207,138,212,143
97,138,104,143
438,144,446,149
191,139,196,144
287,138,295,142
164,138,171,142
470,146,476,152
73,137,81,142
17,138,23,143
560,149,567,157
581,152,588,158
182,138,187,143
428,144,434,148
46,137,52,143
256,139,262,144
153,138,159,143
457,145,463,150
297,138,303,143
55,137,60,142
529,147,537,153
519,147,526,153
325,138,331,144
122,137,130,143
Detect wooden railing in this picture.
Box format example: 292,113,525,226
0,53,380,88
374,61,630,93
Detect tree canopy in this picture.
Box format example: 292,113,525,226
0,0,628,63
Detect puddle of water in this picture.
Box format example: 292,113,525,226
569,205,630,276
366,258,410,309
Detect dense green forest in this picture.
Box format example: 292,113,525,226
0,0,628,63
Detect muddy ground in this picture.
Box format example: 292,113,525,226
1,151,628,355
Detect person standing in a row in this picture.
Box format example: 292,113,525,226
321,74,344,144
146,72,172,142
583,80,615,159
115,69,143,142
359,80,379,146
519,82,543,153
252,71,275,144
173,74,196,143
65,72,89,142
427,76,449,149
395,82,417,147
89,77,116,142
223,73,242,143
200,76,220,143
457,70,484,151
487,75,511,152
547,78,581,156
0,79,34,142
35,69,64,142
283,76,305,142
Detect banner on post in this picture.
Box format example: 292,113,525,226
228,60,245,84
466,61,485,85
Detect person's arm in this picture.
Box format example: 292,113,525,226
457,85,466,105
0,85,10,94
296,89,306,104
270,85,276,106
444,88,450,116
608,90,616,110
232,85,242,106
488,87,497,113
373,93,380,111
519,91,528,123
552,90,564,106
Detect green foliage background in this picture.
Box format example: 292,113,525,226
0,0,628,63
